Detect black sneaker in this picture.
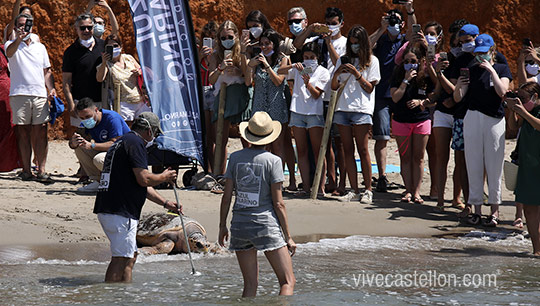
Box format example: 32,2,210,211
376,175,388,192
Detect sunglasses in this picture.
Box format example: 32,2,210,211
287,19,303,25
107,44,120,48
525,60,535,65
403,60,418,64
79,26,93,31
220,35,234,41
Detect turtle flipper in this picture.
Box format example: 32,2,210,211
139,239,176,255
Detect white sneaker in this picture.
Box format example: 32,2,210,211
360,190,373,204
338,191,361,202
77,181,99,194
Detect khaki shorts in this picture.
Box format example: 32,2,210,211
10,95,50,125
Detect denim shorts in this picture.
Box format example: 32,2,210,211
289,112,325,129
229,220,286,252
372,98,392,140
451,118,464,151
333,111,372,126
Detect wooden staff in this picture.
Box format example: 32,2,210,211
213,85,227,174
114,83,121,114
310,82,348,199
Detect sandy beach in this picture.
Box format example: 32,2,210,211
0,137,523,247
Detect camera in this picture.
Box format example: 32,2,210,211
385,12,401,26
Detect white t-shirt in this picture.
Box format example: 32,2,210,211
534,74,540,85
6,36,50,97
287,65,330,115
335,55,381,115
322,36,347,101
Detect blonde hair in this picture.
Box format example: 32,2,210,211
215,20,241,67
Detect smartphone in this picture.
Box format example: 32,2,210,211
24,18,33,32
314,24,330,34
106,45,113,58
392,0,407,3
203,37,213,49
460,68,469,79
427,45,436,59
439,52,448,61
242,29,250,40
506,91,518,98
340,55,350,65
412,24,421,34
252,46,262,56
523,38,532,47
224,50,232,59
302,66,313,75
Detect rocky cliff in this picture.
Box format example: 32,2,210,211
1,0,538,138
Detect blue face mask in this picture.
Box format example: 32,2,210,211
221,39,235,50
450,46,463,58
93,24,105,37
81,117,96,129
387,24,401,36
461,41,475,53
426,35,438,45
404,63,418,71
289,22,304,36
351,44,360,54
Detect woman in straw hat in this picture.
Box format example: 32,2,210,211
218,111,296,297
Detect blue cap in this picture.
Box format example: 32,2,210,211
474,34,494,53
49,96,65,125
459,24,479,37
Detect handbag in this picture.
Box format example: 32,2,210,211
503,160,518,191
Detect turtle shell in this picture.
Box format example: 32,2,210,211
137,213,205,237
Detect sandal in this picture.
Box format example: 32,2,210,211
331,189,345,197
401,193,412,203
513,218,524,229
286,185,298,192
18,172,35,181
452,201,466,210
483,215,499,227
414,196,424,204
210,184,224,194
466,213,482,226
36,173,54,184
434,205,444,212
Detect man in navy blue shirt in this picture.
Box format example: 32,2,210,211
68,97,129,194
94,112,181,282
369,1,415,192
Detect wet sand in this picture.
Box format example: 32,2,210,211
0,138,523,247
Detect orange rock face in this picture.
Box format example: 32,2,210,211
1,0,539,138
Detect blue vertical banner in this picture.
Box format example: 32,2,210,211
127,0,205,166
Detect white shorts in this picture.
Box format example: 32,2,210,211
120,102,151,121
98,213,138,258
432,110,454,129
10,95,50,125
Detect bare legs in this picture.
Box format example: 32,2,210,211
396,133,429,201
434,127,463,208
105,253,137,282
522,204,540,256
283,126,297,190
427,132,438,199
15,123,48,176
353,125,372,192
293,126,326,194
374,139,388,181
205,109,215,173
236,246,295,297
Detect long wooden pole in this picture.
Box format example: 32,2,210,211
213,85,227,174
114,84,121,114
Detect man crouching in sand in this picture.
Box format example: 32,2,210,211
93,112,182,282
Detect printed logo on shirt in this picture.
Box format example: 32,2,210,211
235,163,263,208
98,140,122,191
100,129,109,141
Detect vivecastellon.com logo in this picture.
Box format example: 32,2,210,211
352,270,497,288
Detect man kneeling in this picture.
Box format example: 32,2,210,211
68,97,129,194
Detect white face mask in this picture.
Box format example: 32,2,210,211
112,47,121,58
328,24,341,37
263,49,274,57
80,36,95,48
249,27,263,39
303,59,318,69
426,34,438,45
526,63,539,76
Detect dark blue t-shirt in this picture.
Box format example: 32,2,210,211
390,71,433,123
373,33,406,99
86,109,130,143
94,131,148,220
464,63,512,119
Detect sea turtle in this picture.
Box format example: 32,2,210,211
136,213,211,255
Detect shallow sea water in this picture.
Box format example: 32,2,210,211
1,232,539,305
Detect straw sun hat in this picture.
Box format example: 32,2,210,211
239,112,282,146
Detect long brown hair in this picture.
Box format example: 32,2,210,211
345,25,371,71
215,20,241,67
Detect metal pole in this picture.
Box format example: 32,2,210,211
172,184,196,275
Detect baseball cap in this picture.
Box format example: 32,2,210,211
474,34,495,53
135,112,164,135
459,24,479,37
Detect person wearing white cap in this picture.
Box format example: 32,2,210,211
218,111,296,297
453,34,512,227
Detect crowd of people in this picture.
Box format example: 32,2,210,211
1,0,540,293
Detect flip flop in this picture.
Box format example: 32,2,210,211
414,196,424,204
401,193,412,203
36,173,54,184
210,184,224,194
452,202,466,210
466,213,482,226
513,218,524,229
483,215,499,227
